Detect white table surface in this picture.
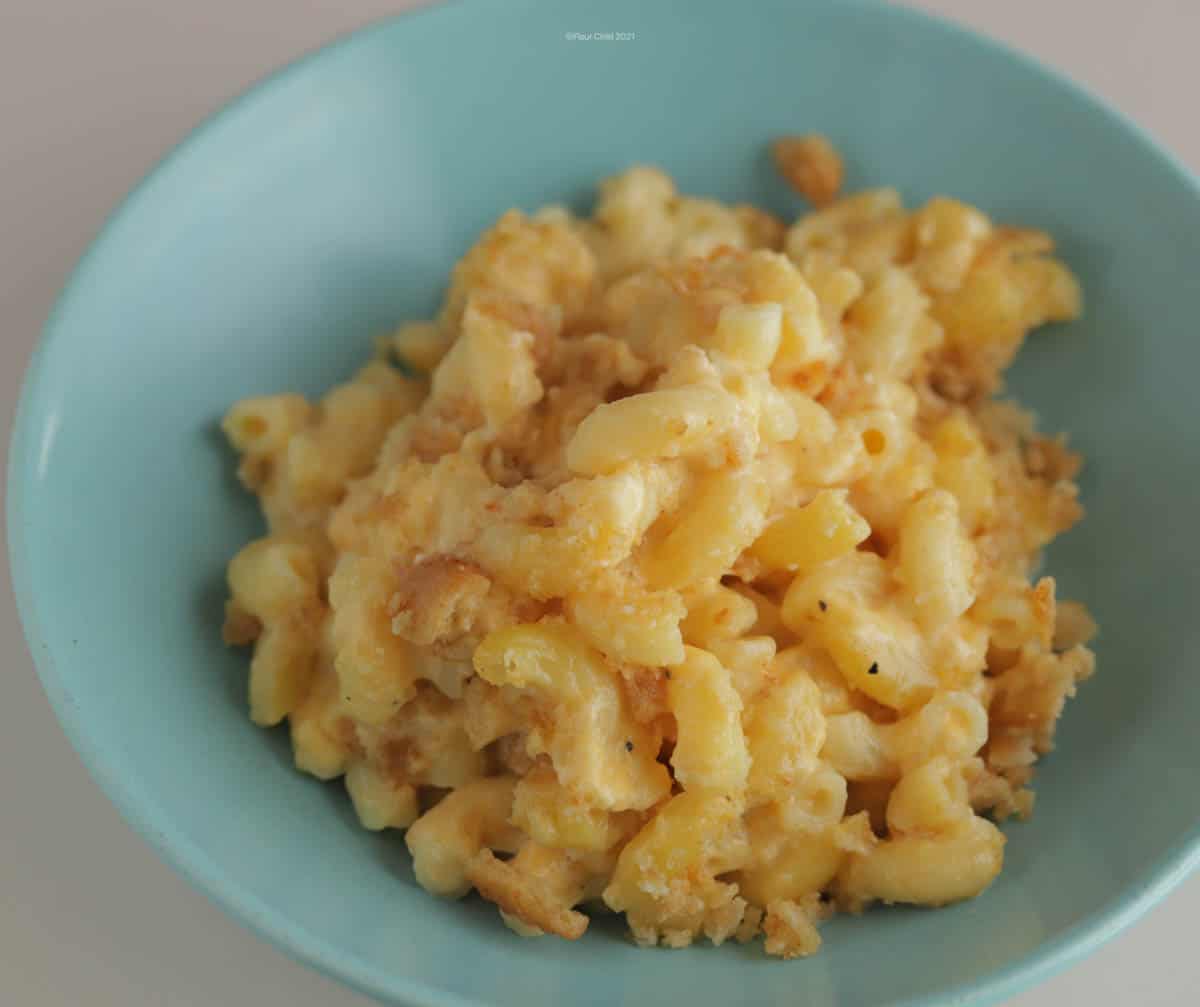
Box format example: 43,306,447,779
1,2,1196,1004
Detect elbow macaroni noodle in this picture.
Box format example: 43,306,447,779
220,141,1095,958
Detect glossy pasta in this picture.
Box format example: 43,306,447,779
220,148,1095,958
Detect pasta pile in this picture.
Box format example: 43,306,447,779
221,145,1095,957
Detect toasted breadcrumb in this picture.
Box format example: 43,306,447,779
468,849,589,940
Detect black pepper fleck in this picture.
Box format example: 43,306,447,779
818,600,828,612
625,740,634,753
664,670,671,680
867,662,879,676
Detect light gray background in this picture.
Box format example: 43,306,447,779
1,1,1196,1004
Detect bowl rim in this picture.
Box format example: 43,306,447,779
8,1,1200,1004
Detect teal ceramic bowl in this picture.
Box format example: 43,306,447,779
9,0,1200,1004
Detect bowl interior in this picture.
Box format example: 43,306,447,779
9,1,1200,1005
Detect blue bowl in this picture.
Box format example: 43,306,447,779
9,1,1200,1004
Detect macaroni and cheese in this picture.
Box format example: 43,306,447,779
221,142,1095,957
